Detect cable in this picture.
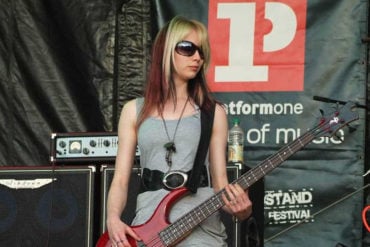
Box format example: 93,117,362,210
362,205,370,232
264,183,370,243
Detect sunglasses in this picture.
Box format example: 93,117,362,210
175,40,204,59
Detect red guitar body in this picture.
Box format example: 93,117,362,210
96,187,189,247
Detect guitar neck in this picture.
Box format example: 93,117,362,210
236,130,316,190
159,130,317,246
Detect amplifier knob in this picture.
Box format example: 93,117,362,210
59,141,66,148
90,140,97,147
103,140,110,147
83,148,90,155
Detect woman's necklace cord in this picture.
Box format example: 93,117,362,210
161,97,189,167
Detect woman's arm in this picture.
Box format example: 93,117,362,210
106,99,141,246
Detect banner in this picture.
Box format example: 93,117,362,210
152,0,367,246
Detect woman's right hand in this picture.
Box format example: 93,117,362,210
107,217,141,247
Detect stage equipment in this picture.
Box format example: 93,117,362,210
0,166,95,247
362,205,370,232
50,132,140,164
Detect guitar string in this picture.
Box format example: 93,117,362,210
164,130,318,243
144,117,338,246
172,109,354,244
161,120,338,245
265,183,370,242
146,234,163,247
237,124,323,189
163,124,326,242
159,132,311,244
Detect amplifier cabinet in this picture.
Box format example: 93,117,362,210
0,166,95,247
100,165,141,234
100,165,246,247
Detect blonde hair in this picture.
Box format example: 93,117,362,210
162,16,211,99
138,16,214,127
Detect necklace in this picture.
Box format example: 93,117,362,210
161,97,189,167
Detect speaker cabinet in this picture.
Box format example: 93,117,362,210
100,165,262,247
100,165,141,234
0,166,95,247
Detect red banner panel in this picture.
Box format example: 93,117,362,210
207,0,307,92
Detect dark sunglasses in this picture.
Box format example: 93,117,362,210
175,40,204,59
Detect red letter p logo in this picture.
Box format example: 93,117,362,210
208,0,307,92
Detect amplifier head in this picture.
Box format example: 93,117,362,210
50,132,140,164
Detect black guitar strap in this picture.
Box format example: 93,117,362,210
186,103,216,193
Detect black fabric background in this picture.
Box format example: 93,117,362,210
0,0,150,166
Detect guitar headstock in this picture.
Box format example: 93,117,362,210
316,101,359,138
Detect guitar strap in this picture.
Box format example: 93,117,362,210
186,103,216,193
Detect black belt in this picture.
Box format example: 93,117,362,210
140,166,209,193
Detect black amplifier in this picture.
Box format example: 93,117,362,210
50,132,140,164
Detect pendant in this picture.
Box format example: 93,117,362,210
164,142,176,167
164,142,176,152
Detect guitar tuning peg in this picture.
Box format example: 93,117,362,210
327,102,340,113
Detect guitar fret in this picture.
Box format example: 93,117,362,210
260,165,266,175
250,171,257,182
298,138,304,147
277,152,284,161
239,176,249,188
268,159,273,167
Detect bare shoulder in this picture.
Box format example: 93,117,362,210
211,103,228,133
214,103,227,120
118,99,138,127
123,98,137,111
121,99,138,116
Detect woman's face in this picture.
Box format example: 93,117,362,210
172,30,204,84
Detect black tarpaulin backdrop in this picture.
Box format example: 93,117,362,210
0,0,369,246
0,0,148,165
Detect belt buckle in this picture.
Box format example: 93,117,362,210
162,170,188,190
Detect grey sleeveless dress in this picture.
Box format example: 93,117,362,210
131,98,227,246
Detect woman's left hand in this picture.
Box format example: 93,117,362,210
222,183,253,221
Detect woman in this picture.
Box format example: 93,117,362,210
106,16,252,247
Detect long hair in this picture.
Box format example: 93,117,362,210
138,16,215,127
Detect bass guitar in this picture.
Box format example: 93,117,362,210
96,102,359,247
